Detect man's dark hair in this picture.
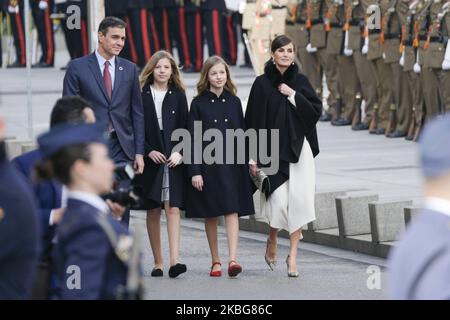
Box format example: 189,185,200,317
50,96,93,128
98,16,126,36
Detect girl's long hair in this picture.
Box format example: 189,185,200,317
139,50,186,92
196,56,237,96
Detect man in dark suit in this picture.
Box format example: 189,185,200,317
0,118,39,299
388,114,450,300
62,16,145,173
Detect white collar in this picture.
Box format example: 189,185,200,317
68,190,109,215
95,50,115,68
424,197,450,218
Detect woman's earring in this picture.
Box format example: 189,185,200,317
272,59,276,65
292,62,295,65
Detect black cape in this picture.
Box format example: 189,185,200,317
244,62,322,196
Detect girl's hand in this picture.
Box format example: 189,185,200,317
149,151,167,164
167,152,183,168
192,175,204,191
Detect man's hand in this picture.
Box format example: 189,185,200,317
106,199,126,219
167,152,182,168
50,207,66,225
149,151,167,164
134,154,145,174
192,175,204,191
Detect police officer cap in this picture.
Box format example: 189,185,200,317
419,114,450,178
38,123,108,158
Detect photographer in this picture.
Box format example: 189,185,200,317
35,123,134,299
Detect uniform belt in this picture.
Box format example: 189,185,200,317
296,18,306,24
286,20,295,25
368,29,381,35
429,36,447,43
310,19,323,25
384,33,400,39
329,22,343,28
419,35,427,41
348,20,360,26
403,39,413,46
272,5,286,9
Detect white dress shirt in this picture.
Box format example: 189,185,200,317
95,50,116,89
67,190,110,216
150,85,167,130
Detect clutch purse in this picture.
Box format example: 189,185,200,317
250,168,271,197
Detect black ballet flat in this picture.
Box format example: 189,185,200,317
168,263,187,278
151,268,163,277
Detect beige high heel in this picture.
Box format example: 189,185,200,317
286,255,299,278
264,239,277,271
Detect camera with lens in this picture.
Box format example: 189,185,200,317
102,163,144,209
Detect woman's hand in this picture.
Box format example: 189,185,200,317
278,83,296,97
192,175,204,191
249,163,258,177
167,152,183,168
149,151,167,164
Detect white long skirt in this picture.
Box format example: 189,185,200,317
256,138,316,235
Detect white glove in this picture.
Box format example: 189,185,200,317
399,51,405,66
8,5,19,14
442,59,450,70
306,43,318,53
382,52,386,60
362,29,369,55
39,0,48,10
413,50,421,74
343,30,353,56
334,0,344,4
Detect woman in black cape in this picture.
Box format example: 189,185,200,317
245,35,322,277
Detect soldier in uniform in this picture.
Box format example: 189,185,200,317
184,0,204,72
285,0,323,98
244,0,288,75
413,0,441,122
422,0,450,114
382,0,413,138
306,0,342,122
201,0,227,60
7,0,25,68
36,123,141,300
400,0,426,140
57,0,89,70
388,115,450,300
344,0,379,130
30,0,55,67
0,118,39,299
104,1,134,63
361,0,394,134
125,0,157,68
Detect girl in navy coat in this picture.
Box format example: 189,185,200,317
186,56,255,278
134,51,188,278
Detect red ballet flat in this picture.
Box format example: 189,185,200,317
210,262,222,277
228,260,242,277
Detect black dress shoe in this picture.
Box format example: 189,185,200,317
239,63,252,68
32,61,53,68
168,263,187,278
332,118,352,126
151,268,163,277
7,61,25,68
405,134,414,141
319,113,332,122
352,122,369,131
387,130,407,138
375,128,385,135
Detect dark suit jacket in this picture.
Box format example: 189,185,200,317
62,52,145,161
12,150,62,260
0,143,39,299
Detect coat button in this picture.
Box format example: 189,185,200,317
169,91,172,94
146,91,150,94
172,110,175,114
212,99,215,103
222,99,226,102
225,119,228,122
214,119,218,123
